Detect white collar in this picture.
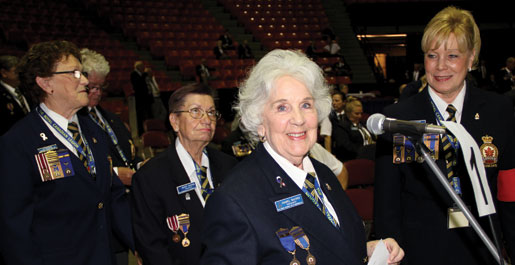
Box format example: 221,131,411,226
263,141,315,190
175,137,210,177
428,81,466,123
40,102,78,129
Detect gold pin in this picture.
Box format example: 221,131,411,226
475,113,480,120
92,137,97,143
325,183,332,191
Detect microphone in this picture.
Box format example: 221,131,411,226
366,113,447,136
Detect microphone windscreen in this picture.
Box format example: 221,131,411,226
367,113,385,135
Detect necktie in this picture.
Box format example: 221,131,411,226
67,122,90,173
198,166,211,201
304,172,337,227
89,108,106,130
442,104,457,179
14,88,28,114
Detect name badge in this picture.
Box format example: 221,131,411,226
177,182,197,195
275,194,304,212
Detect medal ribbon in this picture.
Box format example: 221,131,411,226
37,107,96,175
276,228,296,253
178,213,190,234
166,215,179,232
290,226,310,249
88,109,132,169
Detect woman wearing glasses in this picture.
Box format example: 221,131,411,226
131,83,238,265
0,40,134,265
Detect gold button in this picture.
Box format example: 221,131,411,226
98,202,104,209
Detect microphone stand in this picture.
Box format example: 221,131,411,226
413,138,506,265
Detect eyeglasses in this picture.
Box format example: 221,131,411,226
86,82,108,92
52,70,87,79
174,107,221,121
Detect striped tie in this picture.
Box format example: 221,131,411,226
199,166,211,201
67,122,90,173
89,108,106,130
442,104,457,179
14,88,28,114
304,172,337,227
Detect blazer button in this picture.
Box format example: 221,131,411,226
98,202,104,209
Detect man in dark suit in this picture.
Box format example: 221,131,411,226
195,58,215,86
130,60,153,135
131,84,238,265
81,48,143,265
0,55,30,135
0,40,134,265
494,57,514,94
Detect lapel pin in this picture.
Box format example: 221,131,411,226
40,133,48,141
325,183,332,191
276,176,286,188
475,113,480,120
92,137,97,143
185,193,191,201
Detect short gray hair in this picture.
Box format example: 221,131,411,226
235,49,331,143
80,48,110,77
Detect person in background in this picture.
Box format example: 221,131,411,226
131,83,238,265
219,30,235,50
494,57,514,94
130,60,153,135
81,48,144,265
0,40,134,265
374,6,515,265
237,39,253,59
0,55,30,135
200,49,404,265
213,40,230,60
196,58,215,86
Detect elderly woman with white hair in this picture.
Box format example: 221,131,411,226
200,49,404,265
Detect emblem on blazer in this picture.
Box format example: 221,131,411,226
325,183,332,191
40,133,48,141
35,148,75,182
166,215,181,243
474,113,480,120
479,135,498,167
92,137,97,144
6,102,14,114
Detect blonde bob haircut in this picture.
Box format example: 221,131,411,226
235,49,332,143
421,6,481,69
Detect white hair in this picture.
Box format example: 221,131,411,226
235,49,332,143
80,48,110,77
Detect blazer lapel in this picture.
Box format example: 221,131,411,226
254,146,353,264
166,143,204,212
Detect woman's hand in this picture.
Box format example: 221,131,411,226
366,238,404,264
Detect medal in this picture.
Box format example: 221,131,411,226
166,215,181,243
178,213,191,247
290,226,316,265
276,228,299,265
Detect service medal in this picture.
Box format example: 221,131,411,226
276,228,299,265
290,226,316,265
166,215,181,243
178,213,191,247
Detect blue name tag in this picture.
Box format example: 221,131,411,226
275,194,304,212
177,182,197,195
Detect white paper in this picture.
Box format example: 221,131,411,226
440,121,496,216
367,239,389,265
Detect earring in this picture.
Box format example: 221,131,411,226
259,135,266,142
468,67,472,72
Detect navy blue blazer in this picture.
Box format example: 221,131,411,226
131,143,238,265
374,84,515,265
0,83,28,135
201,143,367,265
0,109,134,265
